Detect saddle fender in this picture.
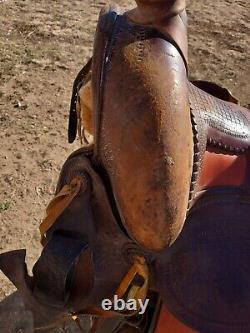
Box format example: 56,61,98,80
92,7,194,252
0,148,150,329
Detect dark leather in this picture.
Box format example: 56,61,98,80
43,147,141,311
156,184,250,333
190,82,250,154
32,235,89,307
0,309,34,333
0,147,151,330
0,250,67,329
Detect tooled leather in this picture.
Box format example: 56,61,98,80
189,82,250,154
188,111,206,207
74,6,249,250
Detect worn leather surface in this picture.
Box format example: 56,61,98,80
91,6,250,332
0,147,152,330
0,250,68,329
75,6,250,253
92,7,193,252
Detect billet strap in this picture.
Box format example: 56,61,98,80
39,177,83,246
116,256,148,302
68,58,92,143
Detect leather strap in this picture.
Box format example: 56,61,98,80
116,256,148,302
39,177,83,246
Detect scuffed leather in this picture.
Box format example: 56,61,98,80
92,8,193,252
34,147,143,312
188,83,250,202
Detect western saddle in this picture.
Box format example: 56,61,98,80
0,1,249,332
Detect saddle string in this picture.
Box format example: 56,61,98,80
39,176,83,246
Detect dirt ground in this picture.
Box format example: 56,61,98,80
0,0,249,302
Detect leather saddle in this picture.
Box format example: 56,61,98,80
0,3,250,333
69,5,250,249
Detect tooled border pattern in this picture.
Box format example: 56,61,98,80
189,83,249,155
188,110,200,208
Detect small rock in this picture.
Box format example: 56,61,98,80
13,100,22,108
16,153,22,159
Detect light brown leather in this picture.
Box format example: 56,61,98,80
126,1,188,64
92,7,193,252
